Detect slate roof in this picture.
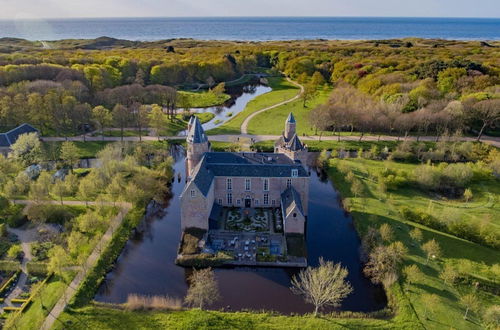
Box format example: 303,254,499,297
185,151,308,197
186,116,208,144
0,124,39,147
281,186,304,217
287,134,304,151
286,112,296,123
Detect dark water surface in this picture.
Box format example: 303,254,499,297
1,17,499,41
95,150,386,314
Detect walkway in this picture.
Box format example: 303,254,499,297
41,133,500,148
240,77,304,134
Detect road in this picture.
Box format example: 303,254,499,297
41,133,500,148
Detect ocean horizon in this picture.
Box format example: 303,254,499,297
0,16,499,41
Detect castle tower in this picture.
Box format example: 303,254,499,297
186,116,210,177
275,113,308,165
284,112,296,140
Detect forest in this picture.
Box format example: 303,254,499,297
0,37,498,138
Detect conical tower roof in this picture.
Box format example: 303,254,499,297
286,112,296,124
187,116,208,143
287,133,304,151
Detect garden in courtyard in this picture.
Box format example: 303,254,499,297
224,208,275,232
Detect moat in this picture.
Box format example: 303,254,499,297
95,148,387,314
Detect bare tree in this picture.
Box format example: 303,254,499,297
184,268,220,310
291,258,352,317
469,99,500,141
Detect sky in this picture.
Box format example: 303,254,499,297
0,0,499,19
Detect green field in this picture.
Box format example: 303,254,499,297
327,158,500,329
207,77,299,135
178,91,231,108
246,86,332,136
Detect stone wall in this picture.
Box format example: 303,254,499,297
180,180,214,230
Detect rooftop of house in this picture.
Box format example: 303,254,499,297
188,152,309,196
281,186,304,217
0,124,39,147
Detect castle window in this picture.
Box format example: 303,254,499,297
190,190,196,198
227,193,233,204
291,169,298,177
227,178,232,190
293,213,297,218
263,178,269,191
218,198,222,205
264,193,269,205
272,199,276,205
245,178,251,191
255,199,259,205
237,199,241,205
286,179,292,188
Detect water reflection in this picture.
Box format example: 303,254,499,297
95,149,386,314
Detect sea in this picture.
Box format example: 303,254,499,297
0,17,499,41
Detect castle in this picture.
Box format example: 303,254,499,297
180,113,309,235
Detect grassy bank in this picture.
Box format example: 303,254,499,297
56,305,405,330
178,91,231,108
327,158,500,329
246,86,331,136
207,77,299,135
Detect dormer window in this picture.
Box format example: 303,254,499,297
291,169,298,177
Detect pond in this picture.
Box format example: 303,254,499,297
178,83,272,134
95,148,386,314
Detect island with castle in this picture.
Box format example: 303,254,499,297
177,113,310,267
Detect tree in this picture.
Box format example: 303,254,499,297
135,103,149,142
422,239,442,264
468,99,500,141
379,223,394,242
211,82,226,96
112,103,130,142
364,245,404,286
48,245,72,282
291,258,352,317
148,104,168,140
184,268,220,310
483,305,500,328
463,188,473,204
421,293,439,319
8,132,42,166
107,175,125,206
301,82,317,108
7,245,22,259
60,141,79,171
91,105,112,140
460,293,479,319
351,179,364,198
51,178,68,205
311,71,326,88
439,264,459,285
403,264,424,285
78,177,98,205
409,228,423,243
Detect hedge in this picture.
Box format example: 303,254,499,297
26,261,49,275
0,270,20,297
0,260,21,272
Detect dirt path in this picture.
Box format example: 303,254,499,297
240,77,304,134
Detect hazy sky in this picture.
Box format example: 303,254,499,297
1,0,499,19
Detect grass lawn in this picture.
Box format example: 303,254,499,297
159,112,215,136
327,158,500,329
246,86,332,136
43,141,113,159
207,77,299,135
94,130,144,137
252,140,422,152
6,275,70,330
55,305,404,330
178,91,231,108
